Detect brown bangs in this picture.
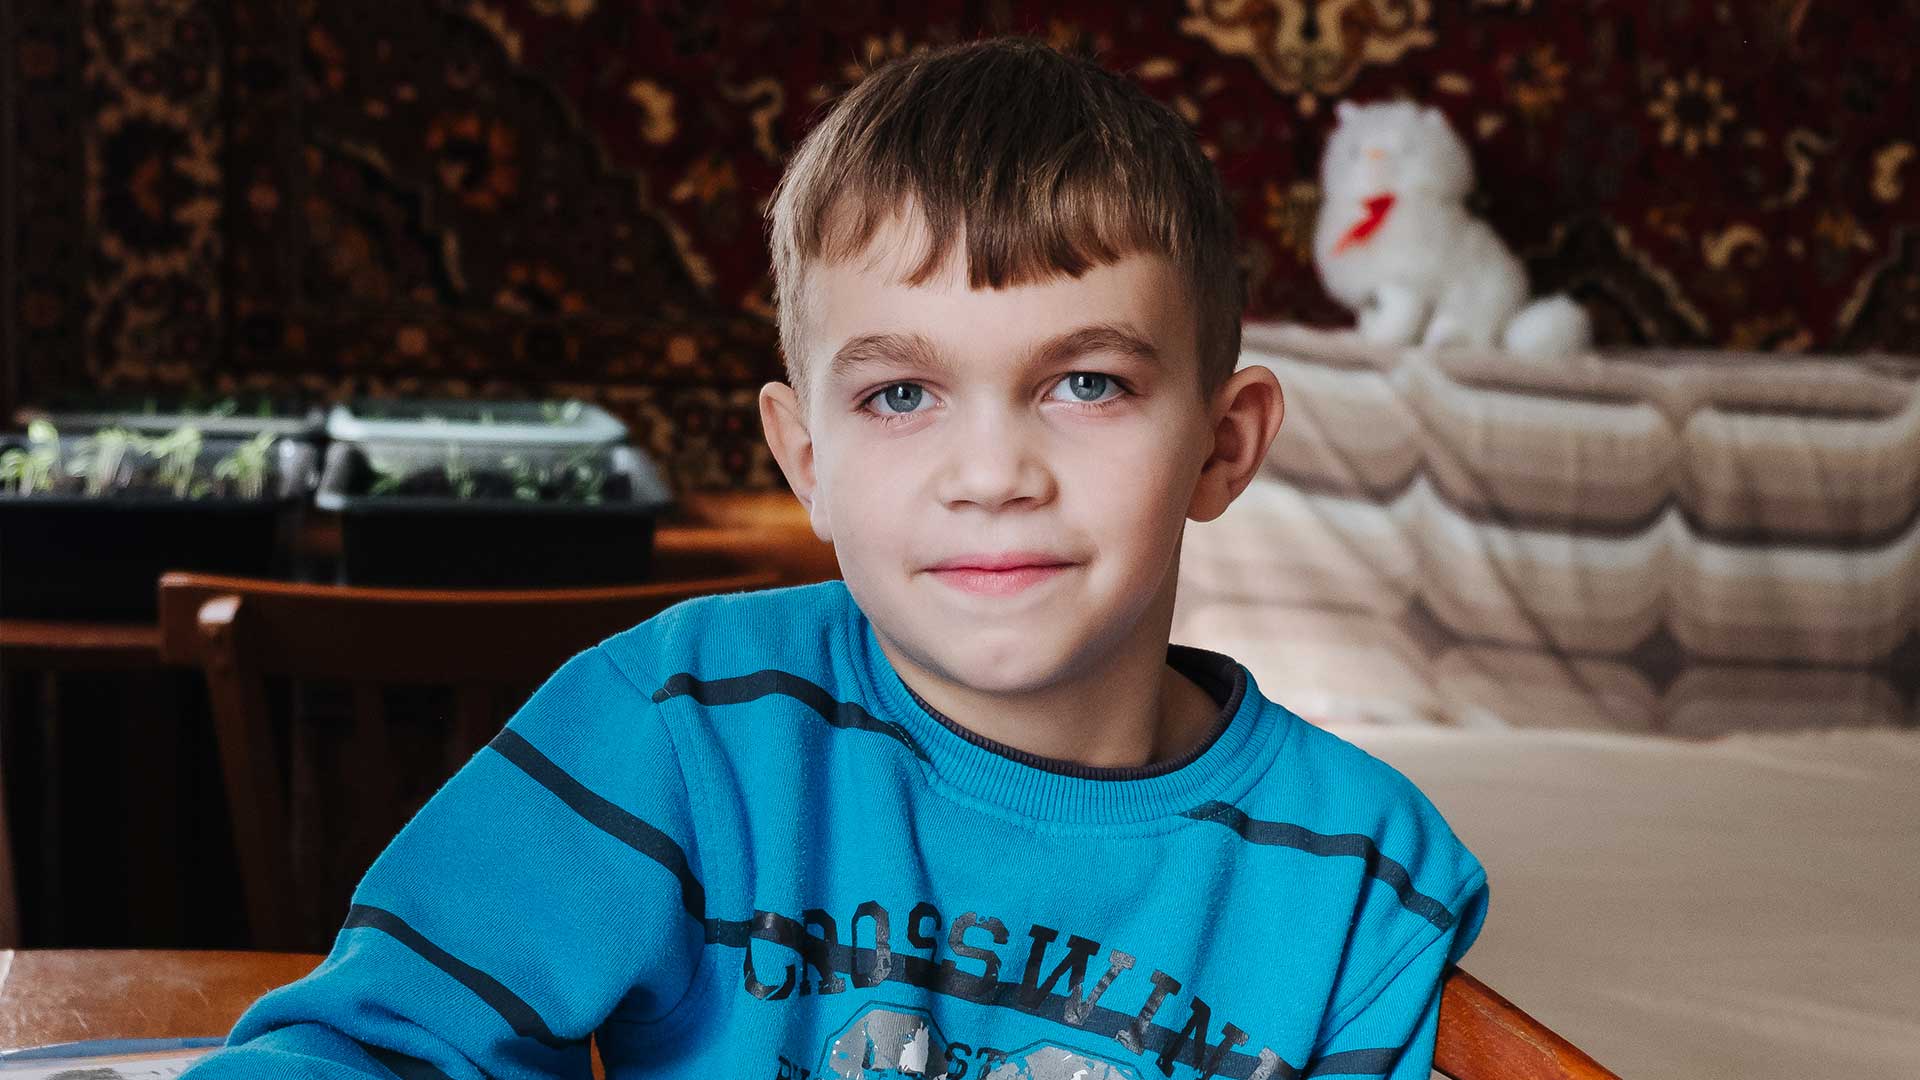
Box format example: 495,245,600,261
767,36,1242,401
810,179,1153,296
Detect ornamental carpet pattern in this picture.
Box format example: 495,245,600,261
6,0,1918,490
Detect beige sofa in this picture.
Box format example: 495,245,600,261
1175,322,1920,734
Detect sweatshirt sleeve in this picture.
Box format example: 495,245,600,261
1305,871,1490,1079
181,644,706,1080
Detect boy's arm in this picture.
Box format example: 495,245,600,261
182,645,706,1080
1307,872,1490,1079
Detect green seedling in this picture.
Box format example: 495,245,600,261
567,462,607,504
442,443,477,499
0,450,27,494
366,461,407,496
500,453,542,501
146,424,204,497
0,447,57,496
540,400,584,426
212,431,277,499
543,444,607,504
72,426,148,496
0,420,65,495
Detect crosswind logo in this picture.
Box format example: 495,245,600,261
819,1002,1143,1080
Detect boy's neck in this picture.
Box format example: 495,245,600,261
871,604,1224,772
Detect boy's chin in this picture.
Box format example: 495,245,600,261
894,622,1099,697
939,654,1074,697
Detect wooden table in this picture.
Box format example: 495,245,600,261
0,949,320,1050
0,951,1604,1080
0,490,834,669
0,949,610,1076
0,622,165,670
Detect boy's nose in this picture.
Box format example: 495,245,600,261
935,415,1056,512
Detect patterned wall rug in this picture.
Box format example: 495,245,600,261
7,0,1918,490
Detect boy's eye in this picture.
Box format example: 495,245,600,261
870,383,928,415
1049,372,1121,404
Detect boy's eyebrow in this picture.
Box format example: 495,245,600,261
827,322,1163,383
828,331,947,383
1030,323,1164,371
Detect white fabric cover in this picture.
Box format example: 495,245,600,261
1175,324,1920,733
1319,723,1920,1080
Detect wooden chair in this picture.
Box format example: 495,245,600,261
157,569,779,951
1437,967,1619,1079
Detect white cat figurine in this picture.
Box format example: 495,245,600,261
1313,100,1591,358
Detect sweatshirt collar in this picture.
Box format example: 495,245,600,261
844,584,1288,826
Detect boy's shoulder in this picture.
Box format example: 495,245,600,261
1284,717,1447,817
1247,702,1485,886
592,577,855,689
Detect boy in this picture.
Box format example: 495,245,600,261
185,35,1486,1080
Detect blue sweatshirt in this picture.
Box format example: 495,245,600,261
183,579,1488,1080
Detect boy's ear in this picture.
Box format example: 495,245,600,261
1187,364,1285,524
759,380,834,543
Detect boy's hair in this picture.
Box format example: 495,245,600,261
766,36,1243,405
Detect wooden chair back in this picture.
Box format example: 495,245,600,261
158,569,779,951
1437,967,1619,1079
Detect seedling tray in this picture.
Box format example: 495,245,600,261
0,434,318,620
314,441,674,588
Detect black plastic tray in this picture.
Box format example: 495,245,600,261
0,433,318,620
314,442,674,588
0,499,306,619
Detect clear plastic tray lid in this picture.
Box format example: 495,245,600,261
314,439,672,511
326,398,629,447
0,425,318,500
16,393,326,439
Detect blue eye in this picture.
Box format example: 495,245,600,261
1051,372,1122,404
869,383,928,415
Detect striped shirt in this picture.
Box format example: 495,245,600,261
183,578,1488,1080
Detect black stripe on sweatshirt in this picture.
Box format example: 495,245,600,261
1305,1046,1404,1077
364,1044,458,1080
1182,802,1457,931
651,669,929,761
343,904,569,1050
488,728,707,923
490,729,754,949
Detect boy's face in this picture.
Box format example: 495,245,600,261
761,210,1280,701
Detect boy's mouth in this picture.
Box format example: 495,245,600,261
925,552,1077,597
